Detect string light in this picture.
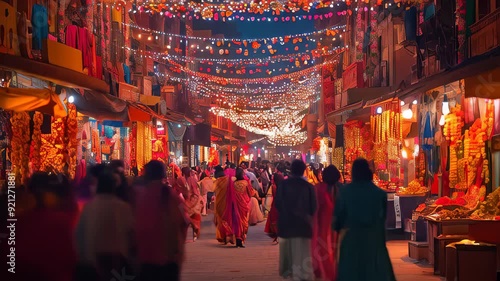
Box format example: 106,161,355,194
123,21,345,43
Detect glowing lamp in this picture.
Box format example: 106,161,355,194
442,94,450,115
402,149,408,159
439,115,445,126
376,107,383,114
402,108,413,119
68,95,74,103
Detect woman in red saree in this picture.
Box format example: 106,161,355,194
312,165,341,281
175,167,202,239
264,164,285,243
232,168,253,248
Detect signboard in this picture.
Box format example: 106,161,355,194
342,62,364,91
119,82,140,102
492,134,500,152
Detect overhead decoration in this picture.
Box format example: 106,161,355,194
105,0,419,20
165,56,339,85
268,131,308,146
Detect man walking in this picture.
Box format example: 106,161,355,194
275,159,317,281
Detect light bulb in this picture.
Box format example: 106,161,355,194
439,115,445,126
400,100,405,106
376,107,383,114
68,95,74,103
442,94,450,115
402,149,408,159
402,108,413,119
413,100,418,105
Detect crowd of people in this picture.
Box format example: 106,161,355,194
0,157,396,281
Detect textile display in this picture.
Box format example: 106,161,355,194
0,87,67,117
32,4,48,50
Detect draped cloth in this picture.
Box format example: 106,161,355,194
214,174,232,243
264,182,279,239
233,180,252,241
312,183,338,281
0,87,67,117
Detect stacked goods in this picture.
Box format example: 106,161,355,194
67,104,78,179
444,105,464,189
40,117,66,174
469,187,500,220
398,179,428,195
436,208,471,220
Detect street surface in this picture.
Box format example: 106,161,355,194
182,213,442,281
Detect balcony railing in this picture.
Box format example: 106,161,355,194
470,8,500,58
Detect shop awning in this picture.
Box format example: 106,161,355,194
128,102,168,122
166,110,197,125
71,89,129,121
326,101,363,118
0,53,108,93
396,47,500,100
0,87,67,117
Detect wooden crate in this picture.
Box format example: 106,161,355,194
434,235,469,276
408,241,428,261
447,243,497,281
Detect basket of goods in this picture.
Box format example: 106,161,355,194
397,179,428,196
434,207,472,220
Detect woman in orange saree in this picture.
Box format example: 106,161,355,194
214,166,234,244
232,168,253,248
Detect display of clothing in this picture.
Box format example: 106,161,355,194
32,3,49,50
64,25,92,74
123,64,131,84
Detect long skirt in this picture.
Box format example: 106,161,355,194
279,237,314,281
248,197,264,226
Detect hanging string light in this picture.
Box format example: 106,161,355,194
268,131,308,146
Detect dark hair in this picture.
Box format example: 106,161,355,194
89,164,107,179
110,160,124,170
322,165,341,186
96,168,117,194
290,159,306,177
229,163,236,169
275,163,286,173
200,173,207,180
351,158,373,182
144,160,166,181
235,167,245,181
181,167,191,177
28,172,51,194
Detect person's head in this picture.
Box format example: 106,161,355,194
229,163,236,169
200,173,207,180
235,167,245,181
275,163,285,173
290,159,306,177
110,160,125,174
322,165,341,186
240,161,248,169
89,164,107,184
144,160,166,182
181,167,191,178
96,168,117,194
214,165,225,178
351,158,373,182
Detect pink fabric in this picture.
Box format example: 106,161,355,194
233,180,252,240
65,25,78,48
312,183,337,281
78,27,91,71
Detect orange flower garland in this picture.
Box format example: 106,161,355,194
40,117,65,174
10,112,30,185
66,104,78,179
29,112,43,173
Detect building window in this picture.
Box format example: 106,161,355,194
478,0,491,20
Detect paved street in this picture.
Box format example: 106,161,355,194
182,214,442,281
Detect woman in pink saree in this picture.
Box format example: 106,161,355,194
312,165,341,281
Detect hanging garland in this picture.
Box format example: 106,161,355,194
66,104,78,179
10,112,30,186
29,112,43,173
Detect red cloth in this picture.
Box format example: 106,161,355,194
312,183,338,281
232,179,252,241
65,25,78,48
264,182,279,238
135,183,189,265
15,210,77,281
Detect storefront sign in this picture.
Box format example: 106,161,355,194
492,134,500,152
119,82,140,102
394,195,402,229
342,62,364,91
